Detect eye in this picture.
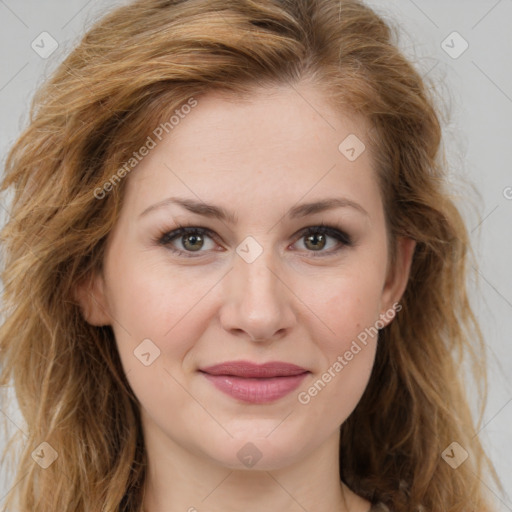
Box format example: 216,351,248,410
155,222,353,258
156,225,217,256
293,224,353,256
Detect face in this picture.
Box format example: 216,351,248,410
77,82,414,471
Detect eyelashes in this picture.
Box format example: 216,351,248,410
154,222,353,259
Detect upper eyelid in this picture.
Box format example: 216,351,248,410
159,224,352,251
164,223,348,239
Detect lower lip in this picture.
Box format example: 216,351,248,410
201,372,309,404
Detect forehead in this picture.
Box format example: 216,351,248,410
123,84,380,219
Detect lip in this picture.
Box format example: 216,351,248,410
200,360,309,378
199,361,310,404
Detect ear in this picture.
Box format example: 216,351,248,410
379,236,416,324
73,270,112,326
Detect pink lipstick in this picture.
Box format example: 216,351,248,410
199,361,310,404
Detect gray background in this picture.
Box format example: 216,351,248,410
0,0,510,509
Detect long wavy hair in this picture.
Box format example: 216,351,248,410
0,0,503,510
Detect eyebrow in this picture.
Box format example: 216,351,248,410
138,196,369,223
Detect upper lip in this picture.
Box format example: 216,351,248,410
199,360,309,378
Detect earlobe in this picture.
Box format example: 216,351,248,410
379,236,416,322
73,271,112,326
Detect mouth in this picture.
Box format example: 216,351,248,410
198,360,310,404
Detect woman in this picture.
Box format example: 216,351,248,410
0,0,503,510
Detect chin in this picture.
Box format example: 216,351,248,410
199,430,312,472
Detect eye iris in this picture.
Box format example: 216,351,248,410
304,232,326,251
183,233,204,251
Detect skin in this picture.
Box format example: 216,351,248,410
76,81,415,512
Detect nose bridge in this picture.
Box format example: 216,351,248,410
236,239,282,307
220,235,294,341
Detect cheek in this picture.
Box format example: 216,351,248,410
104,255,209,366
103,257,208,416
107,250,213,326
297,300,379,428
307,261,385,349
294,262,384,417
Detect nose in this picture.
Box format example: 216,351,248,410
218,246,296,343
